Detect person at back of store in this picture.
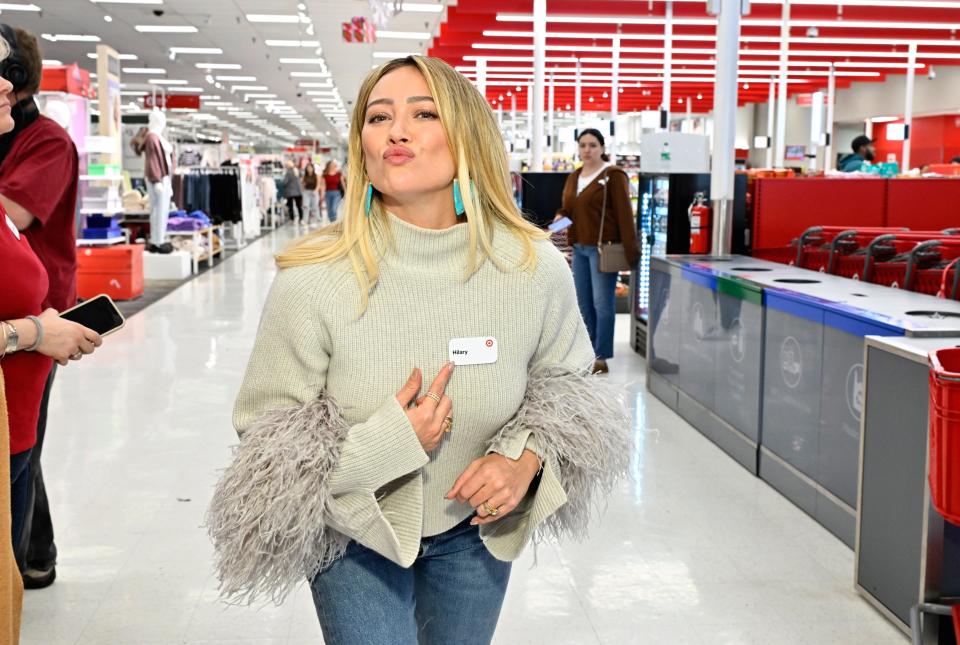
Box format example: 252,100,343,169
301,163,320,226
553,128,640,375
282,160,302,222
0,24,83,590
838,135,875,172
322,160,343,222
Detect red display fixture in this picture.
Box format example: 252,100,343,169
76,244,143,301
39,64,93,98
887,178,960,231
143,94,201,110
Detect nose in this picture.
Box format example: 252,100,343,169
388,117,410,145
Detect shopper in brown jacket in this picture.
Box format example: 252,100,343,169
0,371,22,645
555,129,640,373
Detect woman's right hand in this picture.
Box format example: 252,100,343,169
36,308,102,366
553,213,564,222
396,363,454,452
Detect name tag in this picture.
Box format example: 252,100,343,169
449,337,498,366
5,215,19,240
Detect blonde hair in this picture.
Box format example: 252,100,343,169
276,56,547,311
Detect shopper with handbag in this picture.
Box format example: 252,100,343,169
207,56,629,645
555,129,640,374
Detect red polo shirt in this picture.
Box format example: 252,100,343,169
0,114,79,313
0,207,52,455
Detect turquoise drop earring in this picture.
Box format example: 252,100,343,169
364,184,374,217
453,179,465,216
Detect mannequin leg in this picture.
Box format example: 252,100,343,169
148,182,166,246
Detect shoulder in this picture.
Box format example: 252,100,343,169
271,255,355,311
605,166,628,180
16,116,75,154
530,239,572,285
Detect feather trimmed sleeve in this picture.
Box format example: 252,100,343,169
481,247,631,560
206,266,428,606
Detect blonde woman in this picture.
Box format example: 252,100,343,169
208,56,628,645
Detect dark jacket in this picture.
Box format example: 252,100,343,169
557,166,641,267
838,153,867,173
282,168,302,197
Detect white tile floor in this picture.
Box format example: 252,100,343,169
19,226,909,645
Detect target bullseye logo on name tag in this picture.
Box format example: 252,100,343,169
449,337,498,366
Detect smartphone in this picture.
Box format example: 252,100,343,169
59,294,125,337
548,216,573,233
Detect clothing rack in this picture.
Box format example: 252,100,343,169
171,167,244,227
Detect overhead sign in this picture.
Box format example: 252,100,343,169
143,94,201,110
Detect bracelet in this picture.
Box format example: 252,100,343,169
23,315,43,352
0,321,15,359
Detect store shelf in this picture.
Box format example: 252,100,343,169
80,208,123,215
77,236,127,246
80,175,123,182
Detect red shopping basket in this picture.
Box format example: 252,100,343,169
928,348,960,526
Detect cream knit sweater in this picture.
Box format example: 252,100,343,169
232,213,599,568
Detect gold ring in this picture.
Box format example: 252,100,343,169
484,503,501,517
423,392,442,404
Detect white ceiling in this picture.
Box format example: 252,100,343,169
2,0,449,147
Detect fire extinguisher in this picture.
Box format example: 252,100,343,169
688,192,712,254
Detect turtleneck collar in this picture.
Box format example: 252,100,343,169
381,211,473,273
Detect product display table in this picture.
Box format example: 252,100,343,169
166,224,223,274
857,336,960,643
647,255,960,548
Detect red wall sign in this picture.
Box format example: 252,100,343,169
142,94,201,110
795,94,813,106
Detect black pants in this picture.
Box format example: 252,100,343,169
16,364,56,572
286,195,303,221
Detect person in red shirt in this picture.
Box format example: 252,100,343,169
0,25,81,589
322,160,343,223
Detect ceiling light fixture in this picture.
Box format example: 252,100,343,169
195,63,241,70
290,71,332,78
215,76,257,81
0,2,41,9
169,47,223,55
265,39,321,47
135,25,198,33
279,58,325,64
231,85,268,91
42,59,63,66
104,15,113,22
168,87,204,92
88,52,138,60
123,67,166,74
149,79,188,85
89,0,163,4
246,14,300,23
43,34,101,42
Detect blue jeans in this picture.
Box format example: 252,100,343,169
10,448,32,550
572,243,619,359
325,191,343,222
309,518,511,645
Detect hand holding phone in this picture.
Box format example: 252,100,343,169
548,216,573,233
38,309,102,366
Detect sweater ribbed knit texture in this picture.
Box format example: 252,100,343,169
233,212,595,566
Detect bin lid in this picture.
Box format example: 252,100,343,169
681,265,718,290
717,275,762,304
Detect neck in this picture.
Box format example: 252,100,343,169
582,159,604,174
382,185,459,230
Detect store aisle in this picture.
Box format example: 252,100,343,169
19,228,906,645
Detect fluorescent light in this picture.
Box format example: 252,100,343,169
169,47,222,55
245,93,278,98
148,79,188,85
299,82,333,88
391,2,443,12
265,40,320,47
195,63,240,70
123,67,166,74
290,71,332,78
43,34,101,42
279,58,325,64
135,25,198,33
200,94,220,99
42,59,63,66
376,30,431,40
372,52,419,59
231,85,268,91
90,0,163,4
0,3,41,10
246,14,301,23
168,87,204,92
871,116,900,123
88,52,137,60
215,76,256,81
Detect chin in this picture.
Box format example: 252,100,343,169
0,116,14,135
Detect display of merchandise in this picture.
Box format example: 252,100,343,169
171,168,242,224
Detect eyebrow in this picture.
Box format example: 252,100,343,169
366,96,436,109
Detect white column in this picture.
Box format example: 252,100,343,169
497,104,503,130
766,78,775,168
531,0,546,171
527,83,534,155
808,90,824,172
574,58,582,137
710,0,744,255
548,71,555,160
903,42,917,171
511,93,517,149
825,64,836,171
774,0,790,167
610,34,621,160
476,58,487,101
662,0,673,130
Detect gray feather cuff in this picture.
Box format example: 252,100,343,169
489,362,631,542
206,394,351,606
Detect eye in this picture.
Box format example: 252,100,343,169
366,112,389,124
414,109,439,120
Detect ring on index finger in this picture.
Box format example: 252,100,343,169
423,392,442,404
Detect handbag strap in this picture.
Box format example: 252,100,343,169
597,168,610,247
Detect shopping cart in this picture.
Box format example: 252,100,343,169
911,349,960,644
791,226,907,276
871,232,960,293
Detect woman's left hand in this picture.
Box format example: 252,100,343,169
445,450,542,525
